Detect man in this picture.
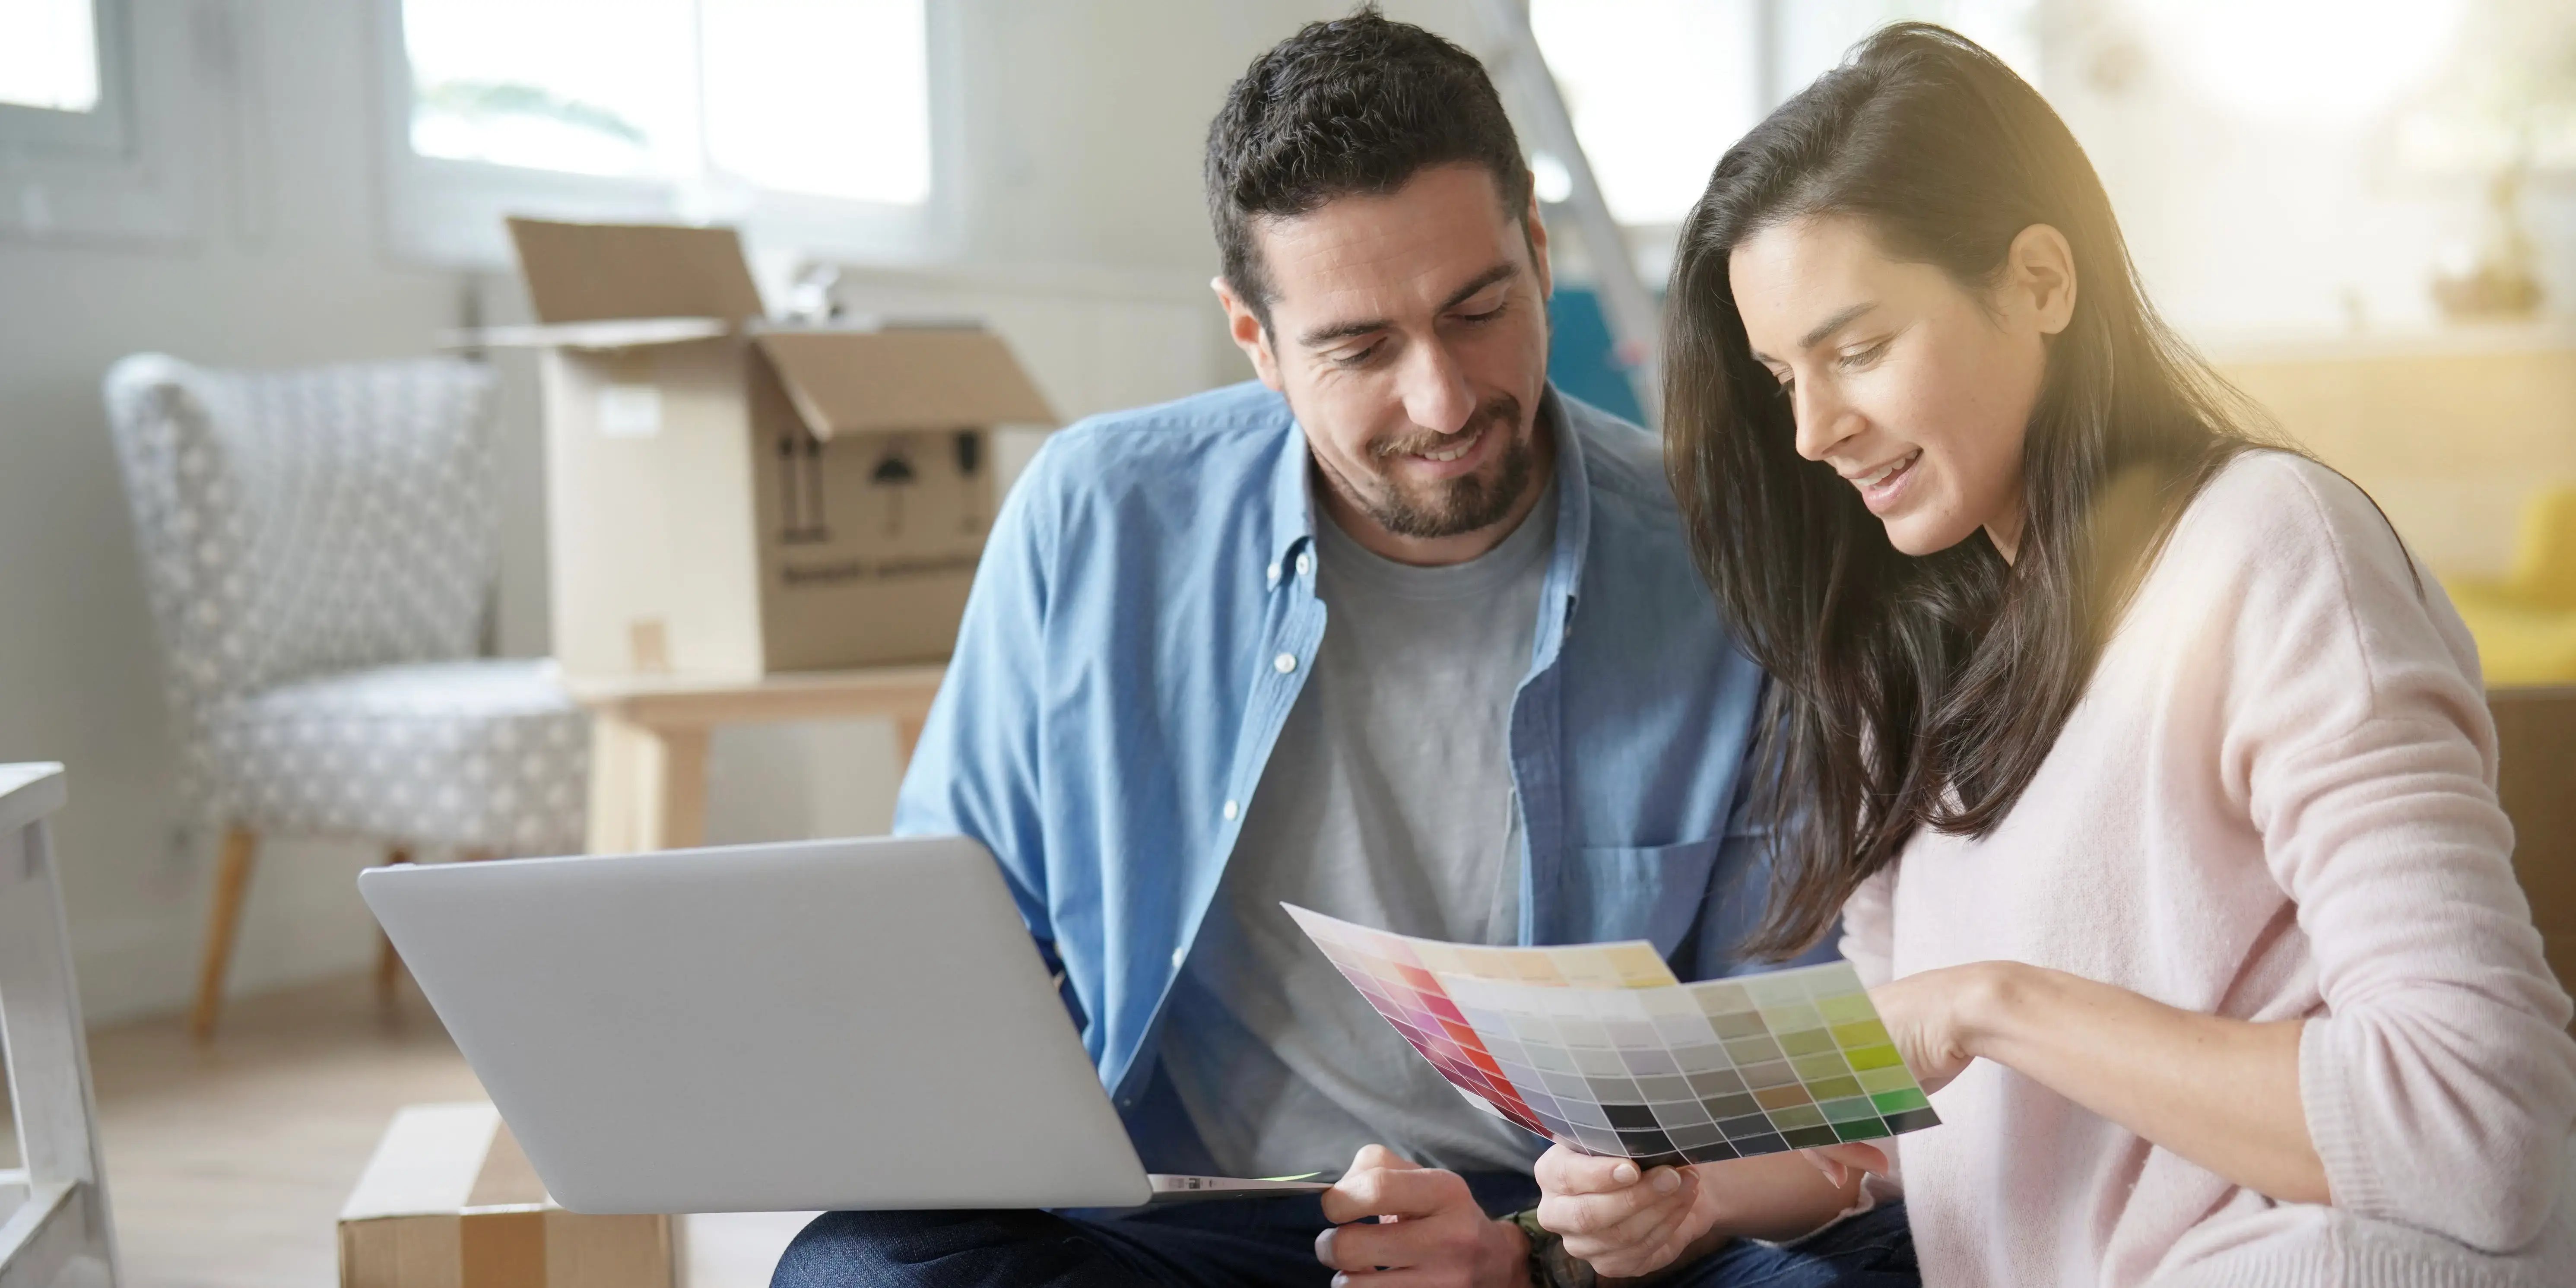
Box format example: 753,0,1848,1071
774,11,1913,1288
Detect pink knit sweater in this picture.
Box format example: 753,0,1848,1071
1840,451,2576,1286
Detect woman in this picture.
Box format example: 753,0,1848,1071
1532,23,2576,1287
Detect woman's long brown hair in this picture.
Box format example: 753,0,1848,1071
1666,24,2279,957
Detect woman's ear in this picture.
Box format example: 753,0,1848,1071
2005,223,2078,337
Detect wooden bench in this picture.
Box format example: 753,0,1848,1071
566,664,945,853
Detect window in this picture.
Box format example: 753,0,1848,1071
0,0,128,162
1529,0,1764,228
1771,0,2040,100
386,0,938,266
0,0,154,241
1531,0,2042,229
0,0,102,113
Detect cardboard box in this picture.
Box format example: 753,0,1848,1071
493,218,1057,676
2494,687,2576,1006
339,1103,678,1288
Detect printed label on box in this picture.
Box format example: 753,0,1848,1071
597,384,663,438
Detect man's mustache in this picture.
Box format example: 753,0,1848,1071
1370,397,1521,460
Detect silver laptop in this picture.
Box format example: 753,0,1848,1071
358,835,1331,1214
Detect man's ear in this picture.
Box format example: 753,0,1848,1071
1211,276,1285,390
2007,223,2077,337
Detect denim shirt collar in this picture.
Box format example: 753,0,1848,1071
1265,386,1594,647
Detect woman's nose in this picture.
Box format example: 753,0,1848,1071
1790,382,1858,463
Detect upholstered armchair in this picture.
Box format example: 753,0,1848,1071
103,354,590,1040
2447,487,2576,686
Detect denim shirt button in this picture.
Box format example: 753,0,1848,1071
1294,552,1313,577
1221,799,1239,821
1273,652,1297,674
1266,562,1280,586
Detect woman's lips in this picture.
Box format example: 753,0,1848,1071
1856,449,1922,515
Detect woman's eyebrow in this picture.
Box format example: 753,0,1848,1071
1745,301,1879,366
1798,301,1879,350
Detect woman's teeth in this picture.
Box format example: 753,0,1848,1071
1864,451,1919,488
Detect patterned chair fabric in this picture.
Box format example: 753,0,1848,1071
103,354,588,855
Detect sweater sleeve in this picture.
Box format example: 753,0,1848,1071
2217,458,2576,1251
1838,867,1897,990
1838,866,1906,1200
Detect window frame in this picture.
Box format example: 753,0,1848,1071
0,0,130,155
0,0,206,247
373,0,960,271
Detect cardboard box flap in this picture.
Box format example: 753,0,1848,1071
342,1102,556,1222
464,1119,551,1211
343,1103,508,1221
754,329,1057,438
445,318,736,352
508,218,765,325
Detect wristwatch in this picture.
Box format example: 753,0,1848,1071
1508,1209,1598,1288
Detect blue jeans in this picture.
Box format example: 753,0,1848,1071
771,1179,1916,1288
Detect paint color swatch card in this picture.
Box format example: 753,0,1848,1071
1284,904,1941,1166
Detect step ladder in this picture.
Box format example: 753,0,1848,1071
0,765,119,1288
1469,0,1665,424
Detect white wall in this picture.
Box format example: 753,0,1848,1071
0,0,1348,1024
2035,4,2576,577
2037,14,2576,342
0,0,469,1024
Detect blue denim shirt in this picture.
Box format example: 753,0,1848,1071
894,381,1789,1153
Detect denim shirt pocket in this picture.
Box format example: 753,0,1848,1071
1558,838,1726,955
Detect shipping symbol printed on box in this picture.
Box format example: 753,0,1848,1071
339,1102,676,1288
482,218,1059,677
1285,905,1942,1167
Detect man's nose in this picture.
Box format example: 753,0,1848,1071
1396,340,1476,438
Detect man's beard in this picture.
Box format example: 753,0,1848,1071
1355,395,1538,539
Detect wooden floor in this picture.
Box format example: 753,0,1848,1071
5,973,812,1288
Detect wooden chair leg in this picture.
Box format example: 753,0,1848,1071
634,727,709,852
895,714,926,775
190,825,259,1043
375,845,415,999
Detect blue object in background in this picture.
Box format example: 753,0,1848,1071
1548,286,1647,426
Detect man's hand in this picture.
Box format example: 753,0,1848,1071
1532,1148,1712,1280
1315,1144,1531,1287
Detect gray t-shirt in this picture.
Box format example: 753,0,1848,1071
1157,476,1559,1178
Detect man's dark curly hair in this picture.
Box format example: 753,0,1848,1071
1205,5,1533,330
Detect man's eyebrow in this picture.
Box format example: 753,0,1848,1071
1439,262,1518,313
1294,262,1520,349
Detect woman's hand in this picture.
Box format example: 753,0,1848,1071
1534,1145,1866,1280
1532,1148,1712,1280
1789,965,1999,1197
1856,961,2010,1096
1797,1141,1891,1193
